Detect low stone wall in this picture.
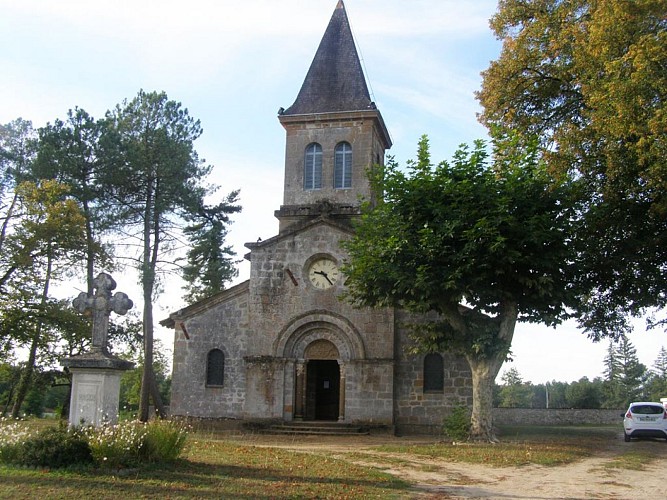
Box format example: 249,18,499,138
493,408,623,426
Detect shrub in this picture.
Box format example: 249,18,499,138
17,424,93,468
0,418,34,464
442,405,471,442
0,418,189,469
85,420,148,468
86,419,189,467
143,419,189,463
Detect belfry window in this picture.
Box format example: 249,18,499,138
304,143,323,190
423,353,444,392
334,142,352,188
206,349,225,386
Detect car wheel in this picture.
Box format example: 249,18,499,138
624,432,630,442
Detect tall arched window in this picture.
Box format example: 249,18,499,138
423,353,444,392
334,142,352,188
304,143,322,190
206,349,225,386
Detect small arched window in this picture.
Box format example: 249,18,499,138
206,349,225,386
423,353,444,392
334,142,352,188
304,143,322,190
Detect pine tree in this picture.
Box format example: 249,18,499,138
498,367,532,408
603,334,647,408
646,346,667,400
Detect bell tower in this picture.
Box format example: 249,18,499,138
276,0,392,233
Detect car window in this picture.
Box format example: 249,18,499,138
630,405,664,415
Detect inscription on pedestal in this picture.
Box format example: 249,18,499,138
76,383,100,425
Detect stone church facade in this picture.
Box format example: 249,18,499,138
164,1,472,434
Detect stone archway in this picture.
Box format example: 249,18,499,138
276,313,362,423
294,339,347,421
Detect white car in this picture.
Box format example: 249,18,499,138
622,402,667,442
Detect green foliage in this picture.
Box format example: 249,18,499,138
0,417,34,463
33,107,115,292
182,191,241,304
343,134,580,440
343,135,579,356
86,419,188,467
102,89,240,420
2,90,241,423
498,368,533,408
13,424,93,468
565,377,602,409
603,334,647,407
442,406,471,441
478,0,667,337
0,362,20,415
22,386,45,417
119,338,171,415
645,346,667,400
142,419,189,463
85,420,148,467
1,418,189,469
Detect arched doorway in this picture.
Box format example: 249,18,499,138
295,339,344,421
306,359,339,420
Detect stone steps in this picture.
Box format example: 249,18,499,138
259,421,370,436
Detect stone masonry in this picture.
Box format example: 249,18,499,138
164,1,472,434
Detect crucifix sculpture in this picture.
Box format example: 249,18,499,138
73,272,133,354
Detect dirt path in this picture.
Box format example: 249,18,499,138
230,433,667,499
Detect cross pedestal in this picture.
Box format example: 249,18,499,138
67,364,129,426
62,273,134,426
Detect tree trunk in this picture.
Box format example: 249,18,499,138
11,249,52,418
138,279,154,422
10,335,39,418
467,356,502,442
138,185,165,422
83,200,95,295
464,300,518,442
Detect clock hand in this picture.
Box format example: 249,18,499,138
314,270,334,285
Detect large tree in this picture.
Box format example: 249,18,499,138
343,135,580,441
602,334,647,407
103,90,239,421
1,122,94,416
33,108,114,294
0,119,37,287
4,180,88,417
477,0,667,335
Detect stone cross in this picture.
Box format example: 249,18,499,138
73,273,133,353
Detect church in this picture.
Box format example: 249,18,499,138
163,0,472,434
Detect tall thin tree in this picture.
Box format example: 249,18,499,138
103,90,239,421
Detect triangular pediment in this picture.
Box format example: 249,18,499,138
245,214,354,259
161,280,250,327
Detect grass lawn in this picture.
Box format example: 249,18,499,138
0,422,650,499
0,432,408,499
371,425,619,467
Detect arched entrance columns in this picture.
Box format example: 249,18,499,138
274,311,365,422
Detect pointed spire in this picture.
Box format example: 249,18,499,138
283,0,372,115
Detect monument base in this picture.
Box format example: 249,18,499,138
62,352,134,427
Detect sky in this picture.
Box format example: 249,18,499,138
2,0,665,384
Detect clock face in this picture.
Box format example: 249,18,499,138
308,257,340,290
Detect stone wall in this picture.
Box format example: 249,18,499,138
345,359,394,424
492,408,623,426
393,310,473,433
170,282,250,419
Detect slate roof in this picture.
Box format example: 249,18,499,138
282,0,373,115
